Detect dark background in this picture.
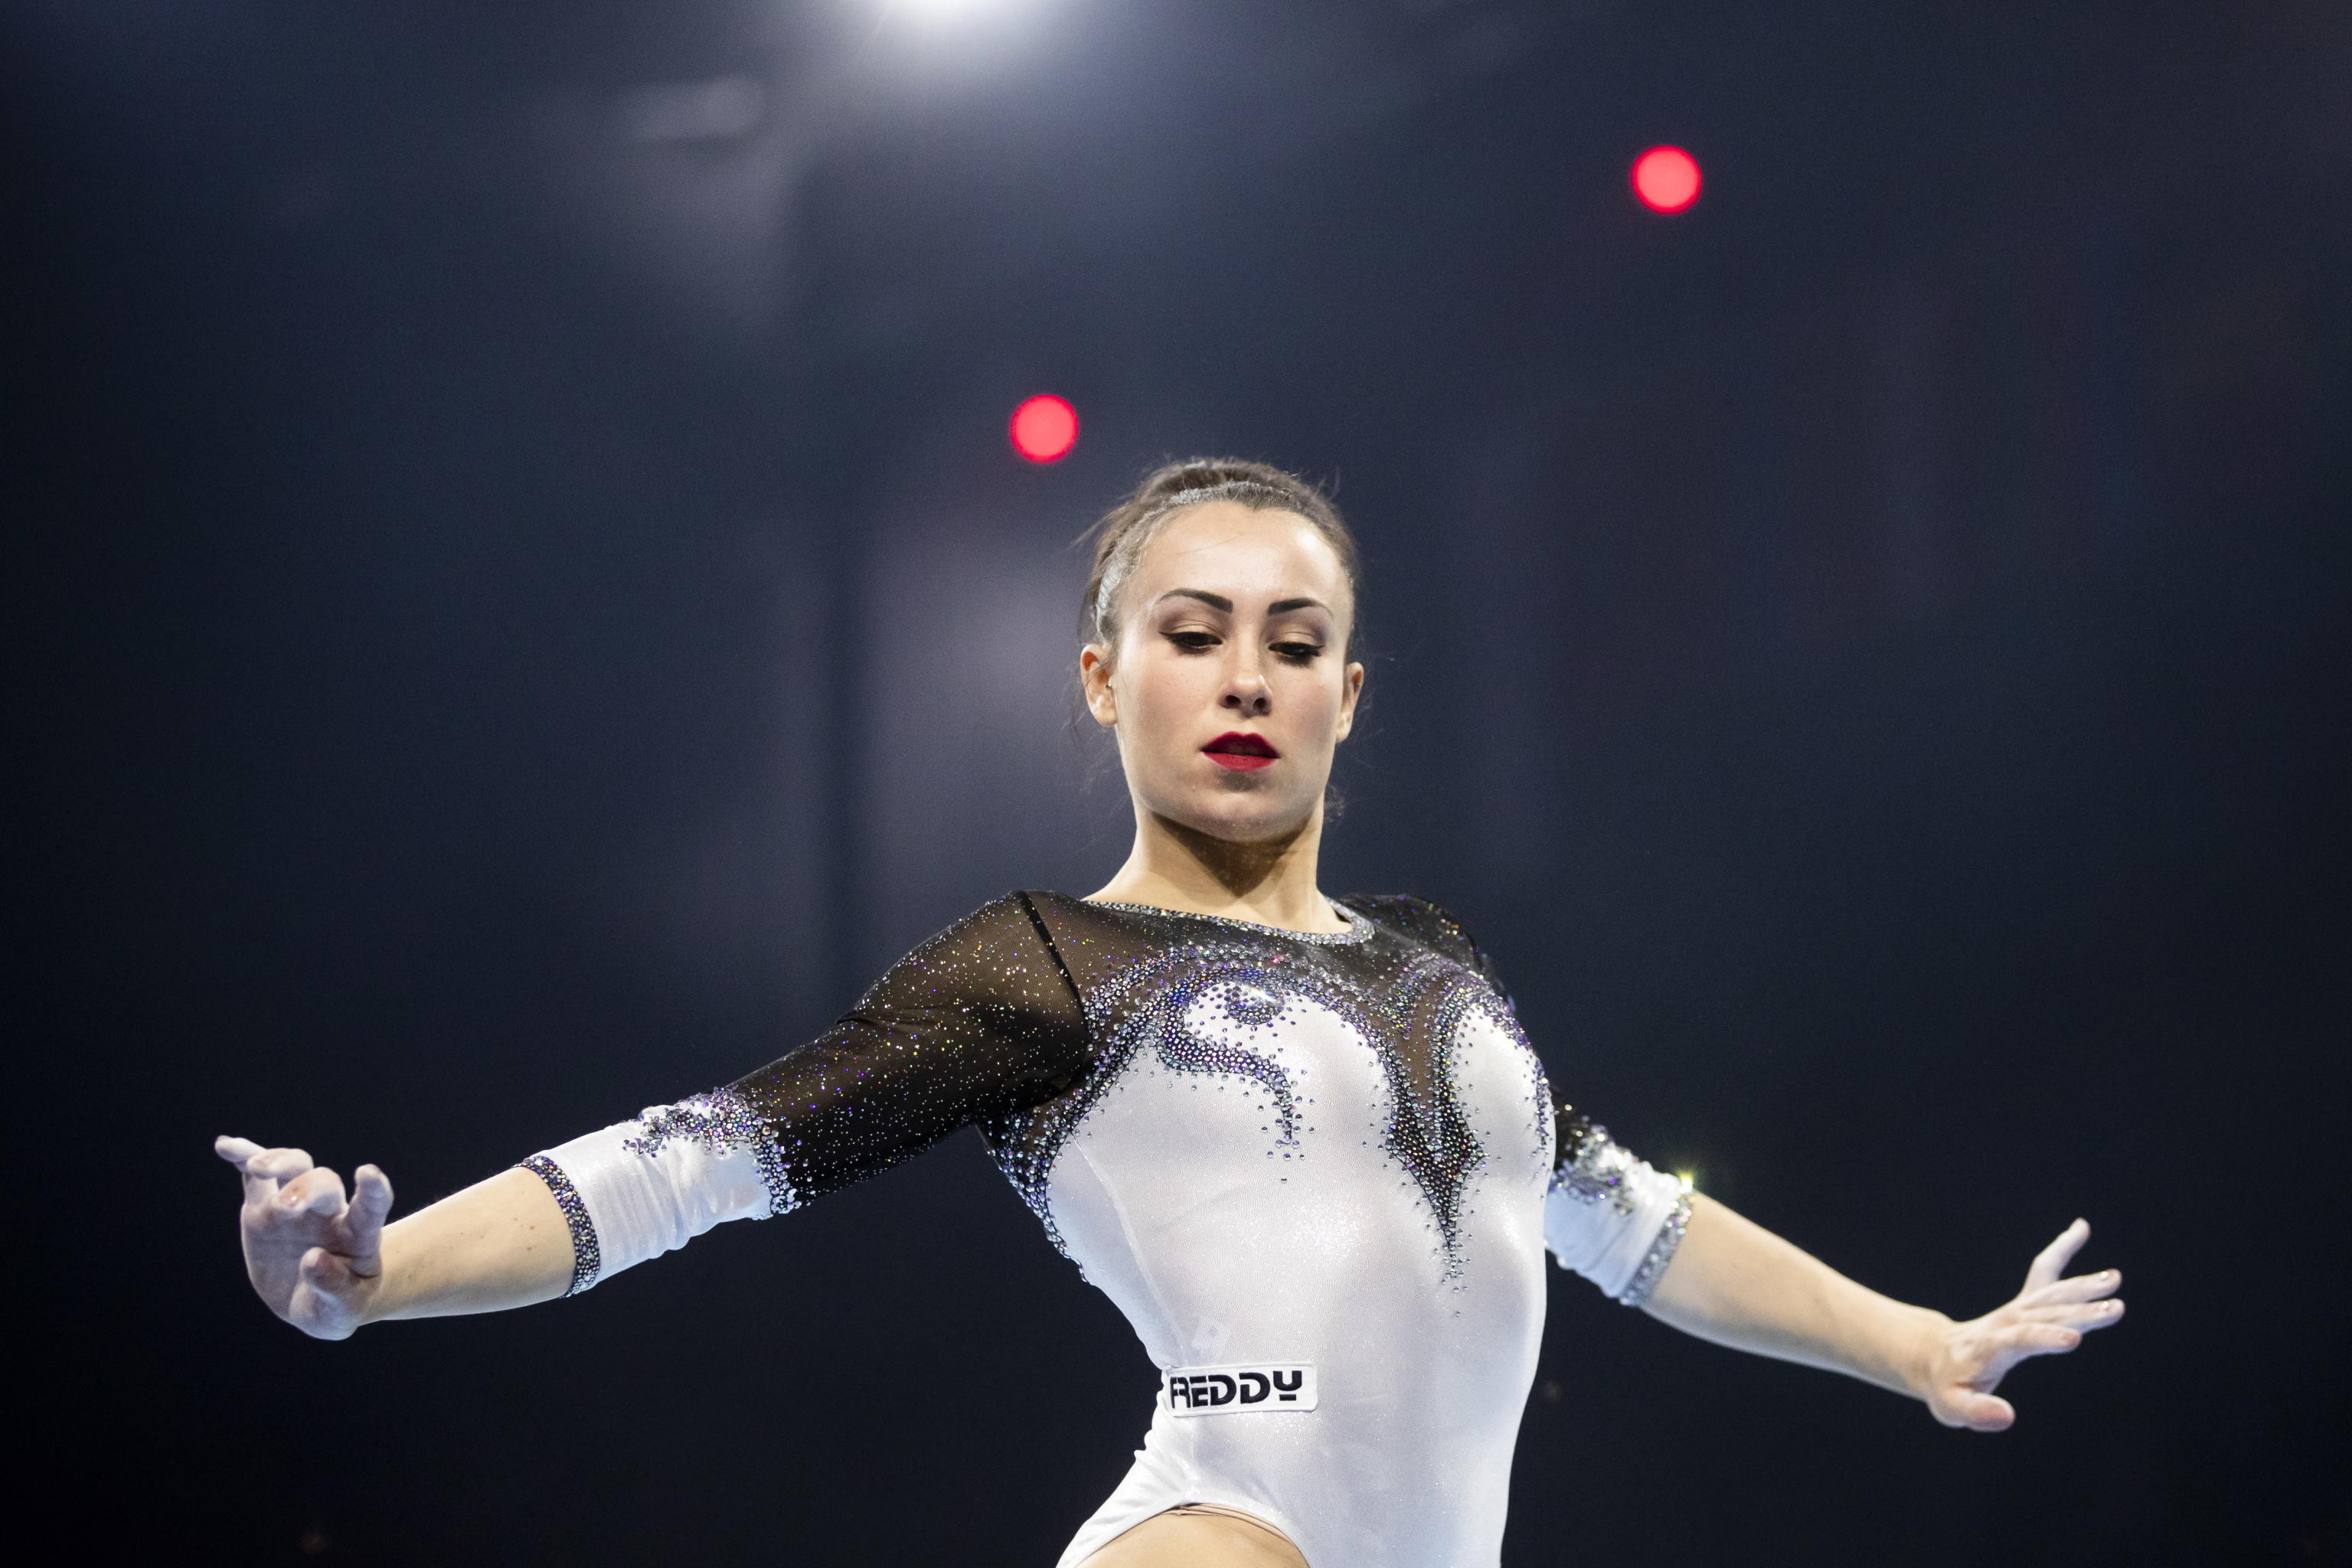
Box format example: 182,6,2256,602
11,1,2349,1562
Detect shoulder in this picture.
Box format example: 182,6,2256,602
1011,890,1172,978
831,893,1091,1046
862,892,1068,999
1338,893,1483,949
910,890,1054,952
1338,893,1502,982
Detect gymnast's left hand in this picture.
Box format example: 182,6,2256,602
1911,1218,2123,1431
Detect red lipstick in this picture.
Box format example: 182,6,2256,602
1203,732,1279,772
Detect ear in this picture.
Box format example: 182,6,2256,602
1334,660,1365,742
1079,643,1119,728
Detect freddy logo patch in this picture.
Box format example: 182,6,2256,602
1165,1363,1317,1416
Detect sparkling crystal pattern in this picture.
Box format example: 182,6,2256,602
518,1154,602,1295
701,893,1093,1208
984,902,1524,1277
560,887,1694,1568
1152,977,1303,1147
1363,952,1500,1274
988,947,1331,1259
622,1088,802,1219
1549,1110,1643,1217
612,889,1669,1293
1616,1182,1695,1307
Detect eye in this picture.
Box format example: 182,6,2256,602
1165,629,1219,653
1271,641,1325,663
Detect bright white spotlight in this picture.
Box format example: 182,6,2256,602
891,0,1034,21
872,0,1060,80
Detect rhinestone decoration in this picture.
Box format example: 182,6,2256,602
986,946,1313,1259
987,901,1525,1279
1367,953,1501,1276
1083,899,1376,946
643,889,1651,1298
518,1154,602,1295
695,893,1094,1209
1616,1181,1695,1307
1158,979,1303,1145
622,1088,801,1220
1550,1110,1643,1217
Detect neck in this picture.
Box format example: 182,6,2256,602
1086,801,1348,933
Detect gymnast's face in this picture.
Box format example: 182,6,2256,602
1081,501,1364,846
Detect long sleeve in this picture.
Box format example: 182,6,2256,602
520,892,1092,1294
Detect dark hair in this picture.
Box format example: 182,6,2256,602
1078,458,1363,655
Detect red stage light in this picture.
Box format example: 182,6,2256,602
1010,394,1079,463
1631,145,1701,214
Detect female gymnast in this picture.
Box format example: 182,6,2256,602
218,459,2124,1567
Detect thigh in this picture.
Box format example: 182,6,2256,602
1079,1504,1307,1568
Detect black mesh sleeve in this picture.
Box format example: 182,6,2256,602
720,892,1092,1206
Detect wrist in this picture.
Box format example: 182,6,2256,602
1892,1305,1955,1400
347,1223,407,1328
356,1271,414,1330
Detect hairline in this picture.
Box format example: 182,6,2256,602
1149,588,1334,616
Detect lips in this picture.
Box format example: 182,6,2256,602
1203,731,1279,773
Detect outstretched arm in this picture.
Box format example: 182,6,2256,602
217,898,1093,1341
217,1136,573,1340
1641,1196,2124,1430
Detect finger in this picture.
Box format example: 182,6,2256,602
2024,1218,2091,1292
2020,1297,2127,1332
336,1165,394,1269
2071,1298,2126,1332
275,1166,348,1220
217,1135,277,1205
234,1146,315,1207
1942,1390,2017,1432
2023,1267,2122,1308
1997,1322,2084,1361
245,1147,316,1185
299,1245,363,1298
286,1256,362,1341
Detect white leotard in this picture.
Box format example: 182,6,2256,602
527,893,1690,1567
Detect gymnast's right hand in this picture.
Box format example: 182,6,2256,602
215,1135,394,1340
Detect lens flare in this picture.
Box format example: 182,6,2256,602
1632,146,1702,214
1010,394,1079,462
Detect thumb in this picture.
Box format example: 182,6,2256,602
300,1245,364,1297
1939,1390,2017,1432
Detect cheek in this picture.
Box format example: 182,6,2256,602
1119,652,1212,737
1284,670,1346,730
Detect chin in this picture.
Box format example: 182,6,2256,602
1164,791,1318,846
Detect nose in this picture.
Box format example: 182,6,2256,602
1221,650,1272,717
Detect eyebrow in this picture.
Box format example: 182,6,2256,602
1155,589,1331,616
